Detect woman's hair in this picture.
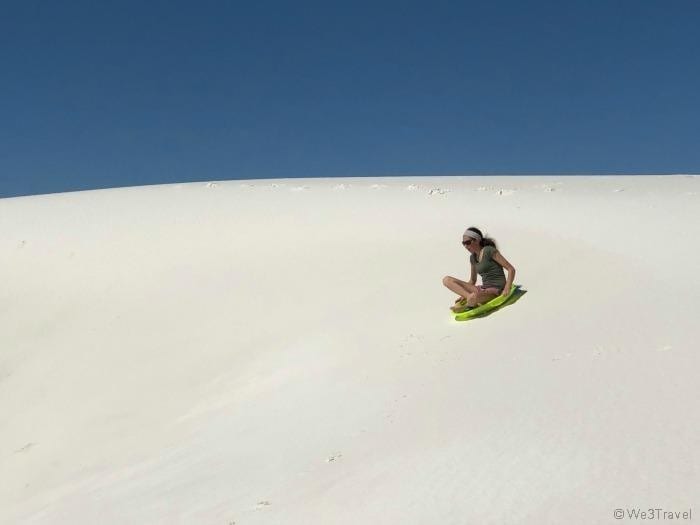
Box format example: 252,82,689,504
467,227,497,249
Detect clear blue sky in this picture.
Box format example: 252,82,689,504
2,1,699,198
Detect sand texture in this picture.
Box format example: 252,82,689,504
1,175,698,524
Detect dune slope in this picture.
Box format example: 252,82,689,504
1,175,698,524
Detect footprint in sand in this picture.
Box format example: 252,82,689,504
392,395,409,405
399,333,425,357
551,353,573,361
370,183,388,190
333,183,349,190
14,442,35,454
406,184,420,191
326,453,343,462
535,182,562,192
256,501,271,509
593,345,622,358
205,182,218,188
496,188,516,196
399,333,424,347
428,187,450,195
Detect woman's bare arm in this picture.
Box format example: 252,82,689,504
469,262,477,285
492,250,516,295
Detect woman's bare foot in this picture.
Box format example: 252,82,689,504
451,303,473,313
451,296,474,312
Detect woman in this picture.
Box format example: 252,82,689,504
442,227,516,313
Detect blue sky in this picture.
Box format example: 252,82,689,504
2,1,699,198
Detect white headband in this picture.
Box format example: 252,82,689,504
463,230,482,241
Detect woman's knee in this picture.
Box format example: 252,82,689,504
442,275,454,286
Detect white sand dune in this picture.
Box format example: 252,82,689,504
1,175,698,524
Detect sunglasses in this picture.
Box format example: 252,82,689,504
462,239,473,246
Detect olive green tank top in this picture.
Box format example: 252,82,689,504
470,245,506,289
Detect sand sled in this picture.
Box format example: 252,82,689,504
453,284,522,321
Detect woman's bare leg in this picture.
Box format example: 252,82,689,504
444,277,501,308
469,289,499,307
442,276,478,300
